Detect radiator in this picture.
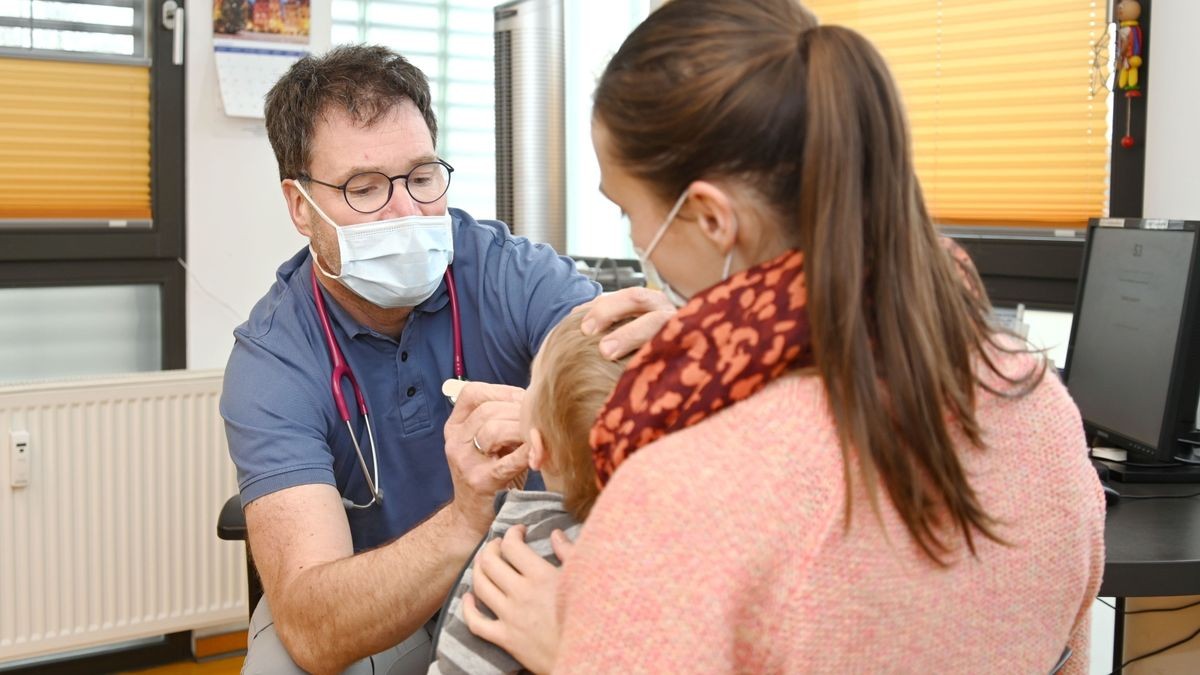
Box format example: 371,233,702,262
0,370,246,664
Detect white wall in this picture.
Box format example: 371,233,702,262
1143,0,1200,221
563,0,647,259
184,0,333,369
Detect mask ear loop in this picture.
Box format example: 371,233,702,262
721,216,739,280
293,180,341,228
294,180,345,280
642,189,691,259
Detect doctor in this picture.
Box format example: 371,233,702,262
220,45,669,674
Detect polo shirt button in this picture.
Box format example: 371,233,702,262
407,386,417,397
401,351,408,362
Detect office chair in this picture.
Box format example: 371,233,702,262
217,494,264,619
1050,647,1072,674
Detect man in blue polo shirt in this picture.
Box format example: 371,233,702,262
221,45,600,674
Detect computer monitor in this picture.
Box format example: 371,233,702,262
1064,218,1200,480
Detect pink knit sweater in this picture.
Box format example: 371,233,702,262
556,351,1105,673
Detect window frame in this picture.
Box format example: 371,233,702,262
0,0,185,372
944,227,1086,312
0,258,186,370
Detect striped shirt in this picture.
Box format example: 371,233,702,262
429,490,581,675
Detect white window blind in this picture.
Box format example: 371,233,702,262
333,0,499,219
0,0,149,64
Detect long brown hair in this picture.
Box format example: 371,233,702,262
593,0,1044,563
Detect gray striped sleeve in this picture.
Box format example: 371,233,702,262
428,491,582,675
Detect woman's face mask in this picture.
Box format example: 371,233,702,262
633,189,735,308
295,182,453,309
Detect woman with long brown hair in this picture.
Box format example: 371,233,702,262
462,1,1105,671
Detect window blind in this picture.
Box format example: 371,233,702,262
333,0,499,219
805,0,1111,228
0,56,150,220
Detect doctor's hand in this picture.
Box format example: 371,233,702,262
463,525,573,675
579,286,676,360
444,382,530,533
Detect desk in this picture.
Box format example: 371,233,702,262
1100,478,1200,672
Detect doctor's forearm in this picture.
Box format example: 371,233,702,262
270,505,484,674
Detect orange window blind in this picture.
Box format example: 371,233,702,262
805,0,1111,228
0,57,150,220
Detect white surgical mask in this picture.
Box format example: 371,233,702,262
295,182,454,308
633,189,736,308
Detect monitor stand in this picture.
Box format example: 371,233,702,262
1099,459,1200,483
1092,447,1200,484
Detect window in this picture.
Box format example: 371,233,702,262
805,0,1112,229
332,0,500,219
331,0,650,257
0,0,149,61
0,0,185,382
0,284,161,384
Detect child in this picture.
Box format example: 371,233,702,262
428,310,630,675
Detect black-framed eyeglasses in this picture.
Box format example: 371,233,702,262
298,159,454,214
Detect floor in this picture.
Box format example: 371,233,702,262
121,655,243,674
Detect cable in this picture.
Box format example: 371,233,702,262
1126,598,1200,615
1117,624,1200,671
1097,598,1116,611
1171,453,1200,466
176,257,246,325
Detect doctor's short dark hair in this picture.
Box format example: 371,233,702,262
264,44,439,181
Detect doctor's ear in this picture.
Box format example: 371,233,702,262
682,180,739,254
281,178,316,238
527,428,552,473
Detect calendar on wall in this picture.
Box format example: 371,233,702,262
212,0,311,119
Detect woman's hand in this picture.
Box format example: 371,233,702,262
463,525,575,674
579,287,675,359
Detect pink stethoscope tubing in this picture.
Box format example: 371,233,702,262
311,267,466,509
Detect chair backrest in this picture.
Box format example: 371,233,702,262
1049,646,1072,674
216,494,264,618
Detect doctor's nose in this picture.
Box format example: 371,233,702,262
381,181,422,219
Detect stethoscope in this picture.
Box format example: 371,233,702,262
311,266,466,509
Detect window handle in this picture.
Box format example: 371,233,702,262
162,0,185,66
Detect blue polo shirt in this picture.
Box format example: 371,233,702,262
221,209,599,551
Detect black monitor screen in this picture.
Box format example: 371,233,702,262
1067,227,1195,448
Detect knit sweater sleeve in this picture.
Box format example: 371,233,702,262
554,406,842,674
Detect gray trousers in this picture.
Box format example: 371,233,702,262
243,598,434,675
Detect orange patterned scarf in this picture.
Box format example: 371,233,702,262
590,240,981,486
590,249,811,486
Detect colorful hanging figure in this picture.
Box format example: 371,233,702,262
1116,0,1144,148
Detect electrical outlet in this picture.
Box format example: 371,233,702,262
10,430,29,488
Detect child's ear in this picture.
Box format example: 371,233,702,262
528,427,552,472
